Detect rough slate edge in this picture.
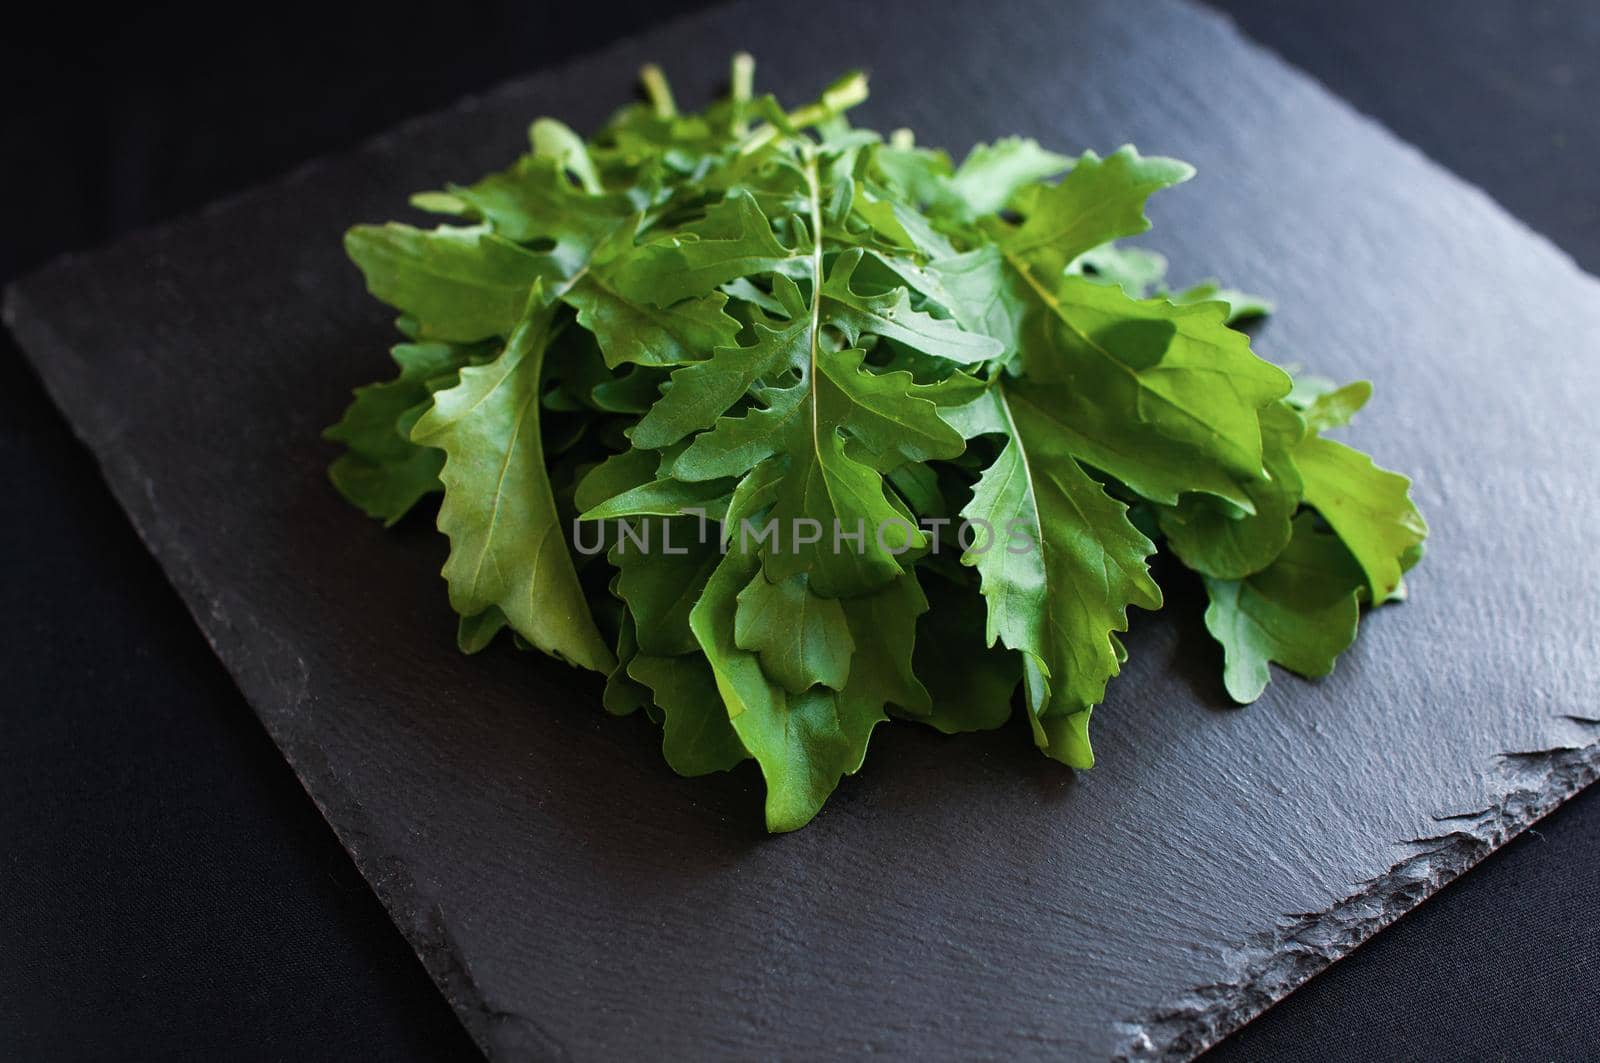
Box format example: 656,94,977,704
1146,9,1600,1053
4,0,1599,1059
1153,749,1600,1058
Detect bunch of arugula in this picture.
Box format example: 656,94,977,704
327,57,1427,831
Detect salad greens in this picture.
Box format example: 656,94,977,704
327,57,1427,831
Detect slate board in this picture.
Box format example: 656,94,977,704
6,0,1599,1058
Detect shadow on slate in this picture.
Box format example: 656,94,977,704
5,0,1599,1058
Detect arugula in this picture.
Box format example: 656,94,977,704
329,57,1429,831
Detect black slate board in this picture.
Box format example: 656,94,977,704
6,0,1599,1058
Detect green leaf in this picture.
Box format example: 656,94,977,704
324,341,472,524
629,275,813,450
1296,379,1373,432
562,217,744,372
871,137,1071,225
579,477,731,520
603,608,652,716
1001,146,1195,277
457,605,509,655
851,183,957,258
1070,242,1170,299
529,117,602,194
960,385,1163,765
1203,513,1366,703
690,548,868,831
449,154,635,278
947,136,1074,219
871,143,960,216
626,653,749,776
611,518,721,657
1005,275,1292,507
912,574,1021,732
410,293,614,672
344,224,547,343
674,340,961,595
1158,401,1305,579
659,157,968,597
838,570,932,717
331,61,1430,831
567,277,741,369
925,244,1030,357
573,448,659,514
822,249,1003,364
1169,282,1275,323
616,189,807,304
734,570,854,693
1296,433,1428,601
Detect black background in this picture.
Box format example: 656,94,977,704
2,2,1595,1059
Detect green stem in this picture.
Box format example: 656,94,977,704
639,63,676,118
1003,248,1145,391
736,69,869,156
730,52,754,136
801,145,826,467
785,70,868,129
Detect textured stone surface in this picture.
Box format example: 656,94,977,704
5,0,1598,1058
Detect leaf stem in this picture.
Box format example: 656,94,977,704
785,70,868,130
736,69,869,156
801,145,826,467
1004,248,1142,389
730,52,754,136
639,63,677,118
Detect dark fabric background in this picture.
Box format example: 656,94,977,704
1,2,1594,1059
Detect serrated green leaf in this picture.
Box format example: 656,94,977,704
1297,379,1373,432
658,155,968,596
617,188,807,304
672,337,962,595
629,275,812,450
449,154,636,277
1006,274,1292,507
838,570,931,716
691,548,871,831
1203,513,1366,703
565,269,742,370
1296,433,1428,601
1002,146,1194,277
948,136,1074,219
1158,401,1305,579
734,570,854,693
822,248,1002,364
667,348,957,480
410,293,613,672
325,341,473,525
344,224,550,343
627,653,749,775
611,518,721,657
960,385,1163,764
